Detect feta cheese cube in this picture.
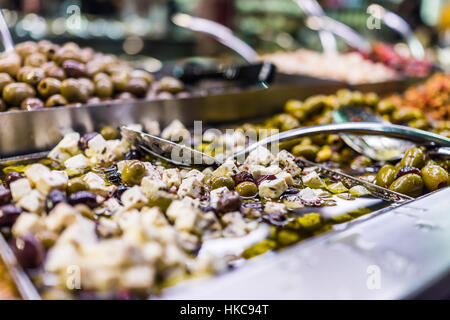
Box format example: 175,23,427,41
102,198,123,215
161,119,190,143
96,217,120,238
45,243,80,273
17,190,45,213
184,169,205,183
177,177,204,198
83,172,113,197
48,148,71,163
36,170,68,196
10,178,32,201
120,266,155,289
302,171,326,189
276,171,294,186
12,212,45,236
120,186,148,209
143,119,160,136
161,168,181,187
113,209,140,231
24,163,50,186
298,187,320,203
140,207,168,227
209,186,229,210
166,199,203,232
249,164,282,179
275,150,302,177
86,134,108,156
57,216,97,246
264,201,287,214
55,132,80,155
212,159,239,177
64,154,89,171
244,146,274,166
141,176,166,198
258,178,288,199
46,202,78,232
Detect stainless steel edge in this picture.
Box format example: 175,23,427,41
161,187,450,299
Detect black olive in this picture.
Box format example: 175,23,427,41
4,171,24,187
0,186,12,205
234,171,255,185
111,185,130,200
68,191,99,208
10,234,45,269
78,132,99,151
0,204,22,227
45,189,67,213
216,191,241,213
124,150,141,160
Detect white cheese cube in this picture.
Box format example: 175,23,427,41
10,178,31,201
57,216,97,246
102,198,123,215
55,132,80,155
141,242,163,263
17,190,45,213
36,170,68,196
24,163,50,186
86,134,108,155
44,243,80,273
298,187,321,203
83,172,113,197
96,217,120,238
64,154,88,171
113,209,140,231
212,159,239,177
209,186,229,210
120,186,148,209
264,201,287,214
166,199,202,232
302,171,326,189
161,168,181,187
141,176,166,198
12,212,45,236
143,119,160,136
184,169,205,183
120,266,155,289
141,207,168,227
258,178,288,199
160,119,190,143
46,202,78,233
275,150,302,177
249,164,282,179
244,146,274,166
177,177,204,198
276,171,294,186
48,147,71,163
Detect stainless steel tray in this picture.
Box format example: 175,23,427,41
0,77,425,159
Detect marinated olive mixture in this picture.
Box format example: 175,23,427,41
0,40,186,112
0,86,449,299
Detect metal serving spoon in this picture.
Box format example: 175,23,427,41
121,122,450,168
333,106,450,161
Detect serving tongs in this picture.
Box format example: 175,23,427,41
121,123,450,202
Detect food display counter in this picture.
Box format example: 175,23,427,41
0,1,449,302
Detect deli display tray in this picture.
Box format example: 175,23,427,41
0,76,426,159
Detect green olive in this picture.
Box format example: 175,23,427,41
130,70,154,85
0,72,13,92
24,52,47,67
42,62,66,80
45,94,68,108
389,173,423,197
408,118,429,130
37,77,61,98
158,76,183,94
376,100,396,114
421,165,449,191
20,97,44,110
94,78,113,98
125,78,148,98
291,144,319,161
121,160,146,186
61,78,89,103
14,41,38,58
17,67,45,86
236,181,258,197
111,71,130,92
147,190,176,211
376,164,396,188
210,176,235,190
2,82,36,106
78,78,95,96
0,98,6,112
67,178,89,194
392,108,422,123
0,53,21,77
400,147,426,168
100,126,119,140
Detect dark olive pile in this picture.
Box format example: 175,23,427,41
0,40,186,112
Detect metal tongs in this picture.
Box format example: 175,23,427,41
121,123,450,202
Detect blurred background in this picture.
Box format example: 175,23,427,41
0,0,449,66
